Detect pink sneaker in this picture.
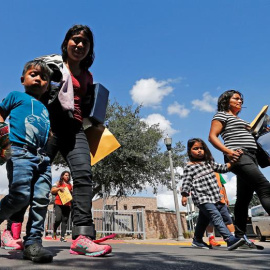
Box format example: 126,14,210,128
70,235,112,257
1,229,23,250
11,223,22,240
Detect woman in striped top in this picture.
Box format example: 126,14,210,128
209,89,270,241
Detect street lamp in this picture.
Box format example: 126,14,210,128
164,136,184,241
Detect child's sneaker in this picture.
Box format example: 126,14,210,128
60,237,67,242
226,235,245,251
52,232,57,240
23,242,53,263
1,229,23,250
209,235,221,247
70,235,112,257
192,238,212,249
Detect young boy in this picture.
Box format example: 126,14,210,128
206,173,235,246
0,60,53,263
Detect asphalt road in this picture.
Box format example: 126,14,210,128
0,239,270,270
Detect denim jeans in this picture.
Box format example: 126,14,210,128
195,203,231,240
0,145,51,246
46,126,93,228
229,151,270,235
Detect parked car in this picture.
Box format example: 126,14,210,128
251,205,270,241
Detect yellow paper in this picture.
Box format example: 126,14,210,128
58,187,73,205
250,105,269,134
84,125,121,165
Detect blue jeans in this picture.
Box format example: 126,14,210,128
0,146,51,246
195,203,231,240
209,202,233,226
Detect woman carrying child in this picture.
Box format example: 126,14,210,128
181,138,245,250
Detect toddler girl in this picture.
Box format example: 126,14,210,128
181,138,244,250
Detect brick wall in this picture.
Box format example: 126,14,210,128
145,210,187,239
92,196,188,239
93,196,157,211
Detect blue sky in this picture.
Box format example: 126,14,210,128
1,0,270,210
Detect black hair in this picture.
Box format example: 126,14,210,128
58,171,71,186
217,90,244,114
22,59,52,79
61,24,95,70
187,138,214,163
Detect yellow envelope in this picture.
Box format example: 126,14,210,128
84,124,121,165
58,187,72,205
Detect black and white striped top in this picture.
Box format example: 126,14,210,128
212,111,257,151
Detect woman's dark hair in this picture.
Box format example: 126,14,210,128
187,138,214,163
61,24,95,70
217,90,244,114
59,171,71,186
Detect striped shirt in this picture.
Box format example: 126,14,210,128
212,111,257,151
181,161,229,206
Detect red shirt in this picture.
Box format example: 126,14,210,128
54,181,73,206
70,70,93,122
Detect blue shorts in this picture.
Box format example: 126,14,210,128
211,202,233,225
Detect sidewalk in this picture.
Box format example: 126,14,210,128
1,236,267,270
44,235,237,246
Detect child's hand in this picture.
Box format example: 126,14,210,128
182,196,188,207
58,187,65,192
0,147,11,165
0,122,11,165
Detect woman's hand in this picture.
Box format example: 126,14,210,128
58,187,65,192
226,149,243,162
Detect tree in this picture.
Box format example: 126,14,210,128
249,194,261,207
53,101,187,197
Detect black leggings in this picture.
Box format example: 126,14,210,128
228,151,270,235
54,204,71,237
46,126,93,227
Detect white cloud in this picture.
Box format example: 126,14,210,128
157,194,187,212
142,113,178,137
191,92,218,112
221,174,237,203
136,166,186,211
0,165,9,194
130,78,173,107
167,102,190,118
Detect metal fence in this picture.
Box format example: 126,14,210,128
45,209,146,240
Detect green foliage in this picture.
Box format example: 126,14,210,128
249,194,261,207
52,101,187,197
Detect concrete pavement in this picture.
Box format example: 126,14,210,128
0,237,269,270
